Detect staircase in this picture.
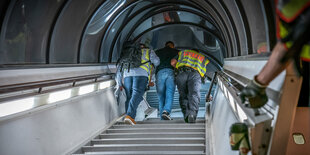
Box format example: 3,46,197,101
73,118,206,155
146,82,213,110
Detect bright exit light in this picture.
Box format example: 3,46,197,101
79,84,95,95
0,97,34,117
99,81,111,89
48,89,71,103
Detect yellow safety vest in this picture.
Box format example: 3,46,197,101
277,0,310,22
176,50,210,77
300,45,310,62
276,0,310,62
139,48,152,80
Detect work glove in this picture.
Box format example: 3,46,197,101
239,76,268,108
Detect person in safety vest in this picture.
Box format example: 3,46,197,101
116,42,159,125
171,49,210,123
239,0,310,108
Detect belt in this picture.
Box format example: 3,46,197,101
178,67,196,72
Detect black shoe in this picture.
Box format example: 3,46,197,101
188,115,196,123
162,111,172,120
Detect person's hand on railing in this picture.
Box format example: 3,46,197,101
239,76,268,108
206,94,213,102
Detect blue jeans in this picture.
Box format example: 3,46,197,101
156,68,176,118
123,76,148,119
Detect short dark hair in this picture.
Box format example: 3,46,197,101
139,43,146,48
191,48,199,52
165,41,174,47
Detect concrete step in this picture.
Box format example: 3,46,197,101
115,119,205,124
91,137,205,144
82,144,205,152
111,123,205,129
99,132,205,139
75,150,205,155
105,128,205,133
73,117,206,155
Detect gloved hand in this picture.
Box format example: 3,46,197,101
239,76,268,108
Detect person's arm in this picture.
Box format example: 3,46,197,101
150,50,160,67
116,64,124,90
171,52,179,68
171,58,177,68
240,3,310,108
239,42,288,108
148,64,155,87
256,42,289,85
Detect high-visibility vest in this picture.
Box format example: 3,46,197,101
176,50,210,77
300,45,310,62
139,48,152,80
276,0,310,22
276,0,310,62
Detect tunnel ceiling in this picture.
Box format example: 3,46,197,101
0,0,275,77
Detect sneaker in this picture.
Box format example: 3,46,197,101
162,111,172,120
124,115,136,125
188,115,196,123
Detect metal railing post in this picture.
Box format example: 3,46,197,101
206,72,217,102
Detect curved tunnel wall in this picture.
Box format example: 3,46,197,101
0,0,274,70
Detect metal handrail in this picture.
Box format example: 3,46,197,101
0,74,113,94
206,72,217,102
217,71,274,126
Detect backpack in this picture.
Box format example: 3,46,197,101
117,42,150,72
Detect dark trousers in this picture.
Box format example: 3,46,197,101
175,70,201,119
